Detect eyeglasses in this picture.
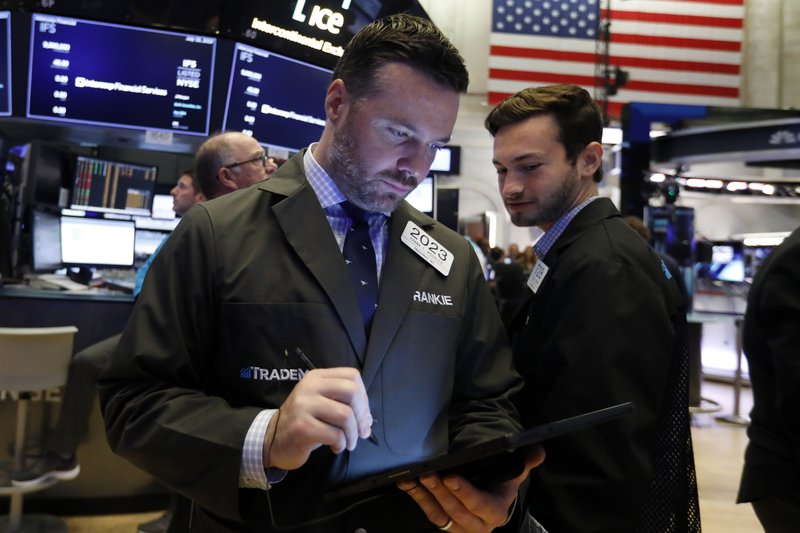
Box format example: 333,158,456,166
223,153,268,170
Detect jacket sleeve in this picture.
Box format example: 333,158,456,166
754,242,800,459
98,205,261,521
449,241,523,449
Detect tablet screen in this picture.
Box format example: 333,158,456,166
326,402,635,501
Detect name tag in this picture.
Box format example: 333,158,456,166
401,221,453,276
527,260,549,293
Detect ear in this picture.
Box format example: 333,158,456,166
217,168,238,190
325,79,348,124
580,142,603,179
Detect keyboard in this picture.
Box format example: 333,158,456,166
32,274,90,292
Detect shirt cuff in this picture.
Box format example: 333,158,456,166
240,409,277,489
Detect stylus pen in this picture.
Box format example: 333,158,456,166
293,347,379,446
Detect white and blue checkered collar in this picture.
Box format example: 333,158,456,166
304,144,346,209
533,196,599,260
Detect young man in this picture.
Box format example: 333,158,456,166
170,169,207,215
99,14,539,533
485,84,699,532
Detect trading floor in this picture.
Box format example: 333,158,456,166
55,380,761,533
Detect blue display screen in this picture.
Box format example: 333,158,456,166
222,42,329,153
27,14,217,135
0,11,10,116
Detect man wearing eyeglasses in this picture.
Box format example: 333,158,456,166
196,131,278,199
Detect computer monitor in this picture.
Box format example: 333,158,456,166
0,11,11,117
60,215,135,268
744,245,775,281
405,176,436,218
703,240,745,284
429,146,461,175
222,42,330,153
151,193,176,220
27,14,217,135
31,208,62,272
70,155,157,216
134,228,168,267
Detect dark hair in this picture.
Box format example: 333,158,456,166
623,215,651,242
484,84,604,182
181,169,202,196
333,14,469,100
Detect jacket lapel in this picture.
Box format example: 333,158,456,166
266,155,368,361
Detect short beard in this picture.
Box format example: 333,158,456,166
326,122,416,213
510,166,580,228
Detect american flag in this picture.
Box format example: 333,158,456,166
488,0,744,119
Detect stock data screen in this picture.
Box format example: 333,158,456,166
27,14,217,135
0,11,11,116
223,42,329,153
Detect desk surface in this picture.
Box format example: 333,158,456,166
0,284,134,303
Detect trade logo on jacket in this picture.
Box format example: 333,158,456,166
240,366,308,382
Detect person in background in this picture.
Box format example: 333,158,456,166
195,130,277,199
99,14,540,533
485,84,699,532
171,168,207,215
623,215,689,307
10,169,206,533
737,225,800,532
516,244,537,278
488,246,527,328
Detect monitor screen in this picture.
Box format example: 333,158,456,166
70,155,157,216
222,42,330,153
134,228,169,267
705,241,745,283
744,245,774,281
0,11,11,116
27,14,217,135
151,193,176,220
31,208,62,272
405,175,436,217
430,146,461,175
60,215,135,267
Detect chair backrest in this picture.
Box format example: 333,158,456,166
0,326,78,391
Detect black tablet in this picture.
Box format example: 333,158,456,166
326,402,635,501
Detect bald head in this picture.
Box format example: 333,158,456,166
195,131,275,199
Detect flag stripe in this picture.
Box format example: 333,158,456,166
490,45,740,75
602,8,742,29
489,67,737,97
610,32,740,52
608,1,744,19
490,56,739,87
488,0,743,116
610,20,742,43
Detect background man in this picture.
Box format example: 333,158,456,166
485,84,699,532
195,130,277,199
99,14,539,533
738,225,800,532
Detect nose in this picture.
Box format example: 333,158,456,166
397,142,433,182
500,171,525,200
